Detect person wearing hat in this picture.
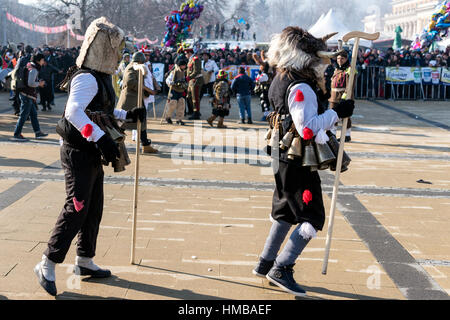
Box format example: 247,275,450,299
185,48,204,120
117,51,158,153
328,50,353,142
207,69,232,128
35,18,146,296
165,54,188,125
201,51,219,98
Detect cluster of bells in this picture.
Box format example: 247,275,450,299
265,126,351,173
85,111,131,173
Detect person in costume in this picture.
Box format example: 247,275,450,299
252,27,355,297
254,62,271,121
165,54,188,125
34,17,146,297
329,50,353,142
185,48,204,120
117,51,158,154
206,70,232,128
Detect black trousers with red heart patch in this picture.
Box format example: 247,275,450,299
45,143,104,263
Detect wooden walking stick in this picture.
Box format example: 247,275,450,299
131,67,145,265
160,86,172,125
322,31,379,275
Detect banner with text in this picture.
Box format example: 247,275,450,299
441,68,450,86
386,67,446,85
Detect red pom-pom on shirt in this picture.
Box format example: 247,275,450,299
81,124,93,139
303,127,314,140
302,190,313,205
295,90,304,102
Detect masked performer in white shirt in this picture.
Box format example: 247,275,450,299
34,17,145,297
252,27,354,297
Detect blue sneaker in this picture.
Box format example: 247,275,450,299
252,257,274,278
35,131,48,140
266,264,307,297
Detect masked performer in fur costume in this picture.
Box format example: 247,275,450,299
252,27,355,297
34,17,145,296
206,70,232,128
165,54,188,125
253,51,273,121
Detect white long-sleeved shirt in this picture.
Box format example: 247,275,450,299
203,59,219,83
65,73,127,143
288,83,338,142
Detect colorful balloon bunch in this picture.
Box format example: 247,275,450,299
419,0,450,50
162,0,204,48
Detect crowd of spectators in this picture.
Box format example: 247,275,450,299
356,45,450,68
146,45,259,71
1,43,79,93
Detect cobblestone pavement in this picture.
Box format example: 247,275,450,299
0,91,449,300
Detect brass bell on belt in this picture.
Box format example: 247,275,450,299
315,142,336,170
327,132,351,172
302,143,319,167
279,131,294,150
106,126,125,143
264,128,273,141
287,136,302,160
270,127,280,151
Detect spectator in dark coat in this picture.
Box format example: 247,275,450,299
231,66,255,124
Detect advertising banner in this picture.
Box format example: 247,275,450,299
385,67,415,84
152,63,165,83
441,68,450,86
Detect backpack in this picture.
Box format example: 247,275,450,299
11,56,30,90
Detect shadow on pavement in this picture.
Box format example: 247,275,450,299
72,274,227,300
0,156,47,169
0,295,8,300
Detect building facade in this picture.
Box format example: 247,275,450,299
363,0,440,41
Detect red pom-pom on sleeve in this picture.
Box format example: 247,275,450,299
295,90,304,102
81,124,93,139
303,127,314,140
302,190,313,205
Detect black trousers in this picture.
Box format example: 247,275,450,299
39,85,54,107
45,144,104,263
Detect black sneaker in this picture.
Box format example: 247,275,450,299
13,134,28,142
266,264,307,297
239,119,245,124
35,132,48,139
252,257,274,278
188,112,201,120
247,118,253,124
176,120,185,125
166,117,173,124
73,265,112,278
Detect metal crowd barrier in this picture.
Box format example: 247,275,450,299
353,66,450,101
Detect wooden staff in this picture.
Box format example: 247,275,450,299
159,86,172,125
322,31,380,275
130,67,144,265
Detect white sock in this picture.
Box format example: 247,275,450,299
75,256,100,271
131,130,137,141
346,128,351,137
39,255,56,282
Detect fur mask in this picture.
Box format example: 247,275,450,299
76,17,125,75
267,27,341,92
